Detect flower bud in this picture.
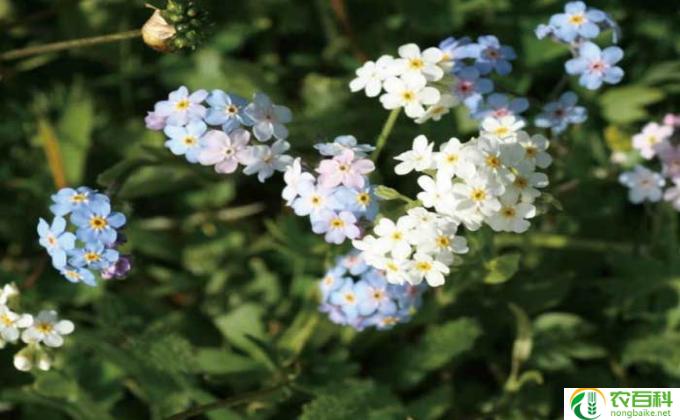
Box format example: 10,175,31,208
142,10,177,52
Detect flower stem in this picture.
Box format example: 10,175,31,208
371,108,401,162
0,29,142,61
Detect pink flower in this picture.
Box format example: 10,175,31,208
316,150,375,189
144,111,166,131
197,129,250,174
632,122,673,160
663,114,680,127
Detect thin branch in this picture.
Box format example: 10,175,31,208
1,29,142,61
328,0,368,61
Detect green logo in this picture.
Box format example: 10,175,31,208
570,389,605,420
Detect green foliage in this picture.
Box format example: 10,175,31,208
1,0,680,419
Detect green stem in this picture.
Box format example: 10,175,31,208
371,108,401,162
1,29,142,61
165,383,289,420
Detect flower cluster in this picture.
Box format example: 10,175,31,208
318,253,426,330
282,136,378,244
619,114,680,208
355,124,552,287
38,187,131,286
145,86,293,182
536,1,623,90
0,283,75,372
349,36,520,123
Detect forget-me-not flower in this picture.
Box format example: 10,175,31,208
70,199,126,245
535,91,588,134
50,187,106,217
69,242,119,271
204,90,251,132
37,217,76,269
473,35,516,76
164,120,208,163
451,67,494,111
153,86,208,126
565,42,624,90
243,93,292,142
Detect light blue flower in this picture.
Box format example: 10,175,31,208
329,278,360,322
472,93,529,121
153,86,208,127
70,199,126,246
565,42,624,90
37,217,76,269
243,93,292,142
473,35,516,76
451,67,494,111
68,242,119,270
320,265,347,300
311,210,360,244
60,266,96,287
50,187,107,217
332,186,378,221
535,91,588,134
549,1,606,43
164,120,208,163
291,183,338,219
355,275,397,316
314,135,375,157
438,36,478,70
204,90,251,132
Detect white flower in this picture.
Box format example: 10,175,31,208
0,305,32,343
373,216,417,259
349,55,399,97
409,253,449,287
380,74,440,119
453,174,503,217
632,122,673,160
244,93,292,142
13,345,51,372
417,174,456,216
21,310,74,348
487,199,536,233
241,140,294,182
619,165,665,204
481,115,525,140
0,283,19,305
504,166,549,203
394,135,435,175
395,43,445,82
433,137,469,178
371,257,411,285
282,158,315,205
464,136,523,182
517,132,552,169
415,93,459,124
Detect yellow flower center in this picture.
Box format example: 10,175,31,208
485,155,501,169
36,322,53,334
502,207,517,218
323,275,334,286
514,177,528,189
647,135,658,145
356,193,371,205
183,136,197,146
525,146,537,157
0,314,13,327
436,235,450,248
175,99,190,110
89,216,108,230
47,235,57,246
330,218,345,229
446,153,459,164
84,252,101,263
310,195,322,205
344,293,356,304
391,232,403,241
386,262,399,272
494,126,510,137
471,188,487,201
415,261,432,272
382,316,398,326
65,270,81,281
402,90,416,102
338,164,350,172
568,13,585,25
226,105,238,114
372,290,384,300
408,58,424,70
71,193,87,203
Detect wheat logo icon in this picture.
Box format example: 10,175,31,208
569,388,606,420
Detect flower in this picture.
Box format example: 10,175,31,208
632,122,673,160
100,255,133,280
241,140,294,182
243,93,292,142
415,93,460,124
197,128,250,173
332,186,379,220
395,43,445,82
438,36,476,70
417,174,456,216
70,199,126,245
504,165,549,203
69,242,119,270
60,266,96,286
565,42,624,90
452,174,503,218
535,91,587,134
13,344,52,372
0,306,33,344
549,1,607,43
380,74,440,119
354,275,397,316
204,90,251,132
434,138,467,178
312,210,360,244
618,165,665,204
481,115,525,140
0,284,19,306
372,216,417,260
164,120,208,163
314,135,375,157
317,150,375,189
487,199,536,233
21,310,74,348
153,86,208,126
452,67,494,111
37,217,75,269
349,55,399,98
473,35,516,75
328,278,360,322
144,110,167,131
394,135,434,175
409,253,449,286
292,183,337,218
472,93,529,121
50,187,106,217
282,158,315,205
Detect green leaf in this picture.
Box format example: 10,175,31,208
300,380,406,420
622,332,680,377
195,348,266,376
599,85,665,124
485,253,521,284
57,83,95,184
33,371,79,400
213,304,276,370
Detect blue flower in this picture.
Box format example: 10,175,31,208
70,199,126,245
549,1,606,43
451,67,494,111
328,278,360,322
204,90,251,132
50,187,107,217
535,91,588,134
60,266,96,287
332,186,378,221
471,93,529,121
69,242,119,270
163,120,208,163
473,35,516,75
37,217,76,269
314,135,375,157
311,210,360,244
565,42,624,90
153,86,208,127
438,36,477,70
355,274,397,316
